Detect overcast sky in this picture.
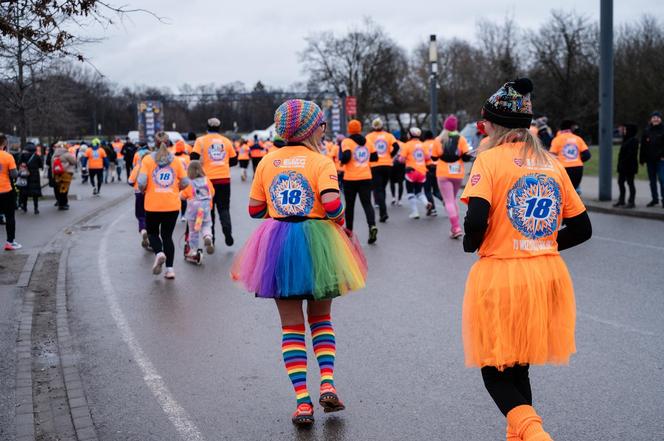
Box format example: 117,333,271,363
82,0,659,90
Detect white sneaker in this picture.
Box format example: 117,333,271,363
396,200,403,207
140,229,149,249
4,241,22,251
179,216,186,223
204,236,215,255
152,252,166,275
409,212,420,219
164,267,175,279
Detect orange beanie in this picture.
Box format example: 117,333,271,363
175,140,186,153
348,119,362,135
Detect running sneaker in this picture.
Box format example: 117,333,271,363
224,233,234,247
409,212,420,219
92,188,98,196
390,198,396,206
450,229,463,239
396,200,403,207
4,241,22,251
291,403,314,426
140,229,149,249
319,384,345,413
164,267,175,279
152,252,166,275
204,236,215,254
379,214,389,223
179,216,186,223
368,226,378,244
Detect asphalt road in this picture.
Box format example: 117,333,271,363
62,168,664,441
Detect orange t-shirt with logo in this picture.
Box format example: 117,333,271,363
549,132,589,168
85,147,107,170
139,154,187,212
112,141,124,159
366,131,397,168
238,144,250,160
192,133,237,180
250,146,339,219
398,139,429,175
249,141,266,158
433,135,471,179
341,138,375,181
422,139,441,167
0,151,17,193
461,142,586,258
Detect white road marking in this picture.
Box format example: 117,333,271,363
100,215,206,441
578,311,657,337
594,235,664,252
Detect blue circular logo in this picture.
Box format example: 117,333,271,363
269,171,314,216
354,145,369,164
507,173,561,239
562,143,578,160
375,139,388,155
413,147,425,162
152,165,175,189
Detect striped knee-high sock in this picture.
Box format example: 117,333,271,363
281,324,311,405
308,315,336,387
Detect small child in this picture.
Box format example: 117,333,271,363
180,160,215,262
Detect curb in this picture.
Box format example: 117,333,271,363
16,252,39,288
15,289,35,441
56,246,98,441
584,201,664,222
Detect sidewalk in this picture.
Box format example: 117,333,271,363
579,175,664,221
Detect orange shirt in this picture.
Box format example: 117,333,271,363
366,131,397,167
192,133,237,180
139,154,187,212
249,141,266,158
175,153,190,171
112,141,124,159
264,141,277,154
238,144,250,160
341,138,375,181
0,151,17,193
325,143,343,172
433,135,471,179
250,145,339,219
84,147,107,169
461,142,586,259
422,139,441,166
549,132,589,168
398,139,429,175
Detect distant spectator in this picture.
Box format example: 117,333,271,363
121,138,137,180
16,142,43,214
640,111,664,207
0,134,21,250
614,124,639,209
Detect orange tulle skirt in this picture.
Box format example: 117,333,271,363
463,254,576,370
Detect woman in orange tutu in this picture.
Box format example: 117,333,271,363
461,78,592,441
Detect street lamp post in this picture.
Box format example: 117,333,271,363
599,0,613,201
429,35,438,134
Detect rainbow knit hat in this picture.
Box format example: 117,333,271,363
274,99,324,143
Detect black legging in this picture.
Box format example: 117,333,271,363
211,182,232,241
390,162,405,201
424,167,442,208
371,166,391,219
565,166,584,189
0,191,16,242
89,168,104,191
481,365,532,416
343,179,375,231
19,193,38,212
145,211,178,267
618,173,636,203
251,157,262,173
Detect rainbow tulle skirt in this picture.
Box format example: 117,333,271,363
231,219,367,299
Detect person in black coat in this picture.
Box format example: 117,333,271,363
17,142,43,214
640,111,664,207
614,124,639,208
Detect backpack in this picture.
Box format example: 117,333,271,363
441,135,460,163
52,157,65,175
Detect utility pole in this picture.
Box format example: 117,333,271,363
599,0,613,201
429,35,438,134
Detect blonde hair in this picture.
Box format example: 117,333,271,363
299,134,322,153
483,125,551,165
154,131,170,163
187,160,205,180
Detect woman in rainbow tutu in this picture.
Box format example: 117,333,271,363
231,99,367,426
